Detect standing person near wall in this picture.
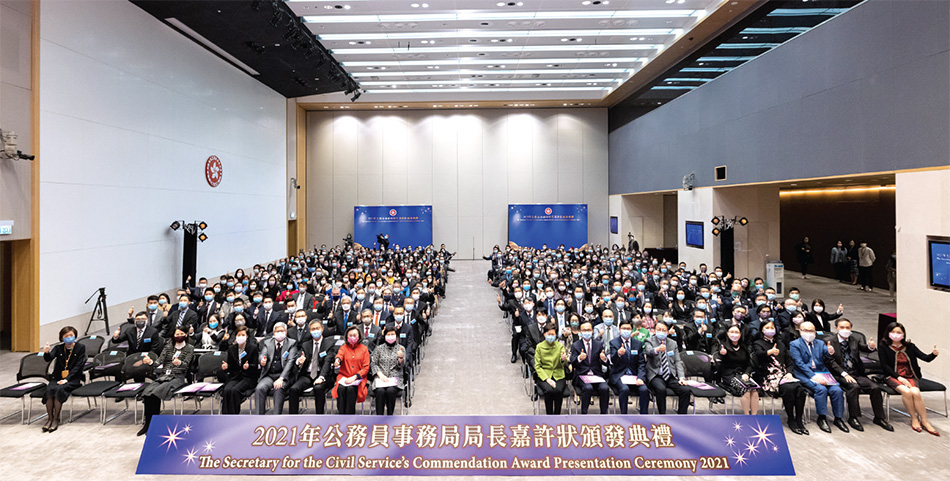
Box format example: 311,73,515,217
857,242,876,292
885,252,897,301
847,240,859,285
796,237,814,279
830,241,849,283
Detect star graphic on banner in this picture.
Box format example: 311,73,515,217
772,445,780,453
203,440,216,454
745,441,759,456
182,424,192,434
750,422,776,448
724,436,736,447
183,448,199,466
159,424,185,452
733,450,748,467
733,422,743,432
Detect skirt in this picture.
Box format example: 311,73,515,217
43,379,81,404
141,377,187,400
885,376,919,390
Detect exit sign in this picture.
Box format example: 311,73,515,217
0,221,13,235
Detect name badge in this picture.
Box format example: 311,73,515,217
400,333,407,339
335,340,345,346
705,333,712,338
214,351,222,356
631,350,638,355
319,351,327,358
144,338,151,343
61,370,70,378
368,333,375,338
239,351,246,359
667,351,675,357
110,351,118,355
282,351,289,358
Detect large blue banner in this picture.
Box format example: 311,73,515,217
354,205,433,249
509,204,588,249
136,414,794,476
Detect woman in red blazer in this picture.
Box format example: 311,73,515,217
332,325,370,414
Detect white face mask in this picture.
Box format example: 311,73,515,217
813,305,824,313
274,331,287,342
235,336,247,345
342,304,351,311
838,329,851,339
800,332,816,343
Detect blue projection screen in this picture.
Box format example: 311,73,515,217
354,205,433,249
508,204,588,249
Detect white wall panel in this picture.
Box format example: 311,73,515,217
38,0,286,325
306,108,608,259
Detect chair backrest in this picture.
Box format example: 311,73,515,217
89,350,127,380
680,350,713,379
195,351,225,381
121,351,156,381
18,352,52,382
77,335,105,356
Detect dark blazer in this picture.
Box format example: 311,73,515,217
642,335,685,383
383,320,415,363
220,338,261,382
805,310,842,333
570,338,607,377
44,343,87,383
608,336,646,385
257,337,298,381
821,331,873,378
112,325,164,355
292,336,339,382
162,307,199,338
256,309,287,336
878,341,937,380
331,308,359,336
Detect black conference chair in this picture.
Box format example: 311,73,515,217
174,351,225,414
102,352,155,424
68,352,122,423
0,352,53,424
680,350,728,413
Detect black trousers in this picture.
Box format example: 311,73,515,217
613,382,652,415
337,385,359,414
777,382,807,423
575,379,610,414
374,386,401,415
537,378,567,414
649,376,691,414
288,376,328,414
834,262,849,282
842,375,886,420
221,377,255,414
858,266,873,289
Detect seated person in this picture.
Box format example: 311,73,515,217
717,325,759,415
139,328,194,435
570,321,610,415
287,320,337,415
219,326,260,415
788,321,848,433
254,322,298,414
534,322,569,415
753,321,808,435
823,318,892,432
609,320,649,415
41,327,86,433
643,321,691,414
370,327,407,415
878,321,940,435
332,326,371,415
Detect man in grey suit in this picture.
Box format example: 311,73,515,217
643,322,692,414
254,322,298,414
593,309,621,346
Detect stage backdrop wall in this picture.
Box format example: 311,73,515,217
305,108,608,259
38,0,286,335
354,205,433,249
508,204,588,249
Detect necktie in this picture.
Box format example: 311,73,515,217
660,342,672,380
604,327,613,345
265,310,271,327
177,309,185,327
344,312,349,327
136,329,144,345
310,344,320,378
808,342,816,369
374,313,380,326
275,342,282,368
365,326,370,338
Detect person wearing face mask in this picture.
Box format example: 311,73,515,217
332,297,357,335
643,322,692,414
571,321,611,414
359,309,382,352
821,318,891,432
775,298,801,333
286,321,337,415
670,289,693,322
717,325,759,415
332,326,371,415
830,241,850,283
287,310,314,345
608,320,650,415
856,242,876,291
593,309,620,346
789,321,848,433
878,322,940,435
805,299,843,333
139,327,194,435
370,326,407,415
196,314,227,350
219,326,260,415
519,299,544,366
254,322,298,415
562,313,582,347
385,306,416,366
40,326,86,433
535,322,569,415
162,294,198,340
256,297,287,337
781,312,807,347
753,321,808,435
112,311,165,358
684,309,717,354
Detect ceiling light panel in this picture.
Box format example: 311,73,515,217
284,0,727,101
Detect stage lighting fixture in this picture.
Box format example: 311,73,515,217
712,227,721,237
170,221,181,231
738,217,749,226
198,221,208,230
350,90,362,102
198,233,208,242
710,217,720,225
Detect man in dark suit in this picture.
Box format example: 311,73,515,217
571,321,611,414
256,297,286,336
254,322,298,415
643,322,692,414
112,311,164,356
519,300,543,367
330,296,357,336
287,321,338,414
370,298,392,329
196,287,220,326
789,321,848,433
823,319,892,431
291,281,314,317
609,320,649,414
384,306,416,365
287,310,312,346
358,309,382,351
162,294,198,339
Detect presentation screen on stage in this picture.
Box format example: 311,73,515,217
508,204,588,249
929,239,950,289
685,221,704,248
354,205,433,249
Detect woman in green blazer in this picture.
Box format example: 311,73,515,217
535,322,569,414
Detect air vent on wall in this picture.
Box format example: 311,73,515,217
715,165,727,181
